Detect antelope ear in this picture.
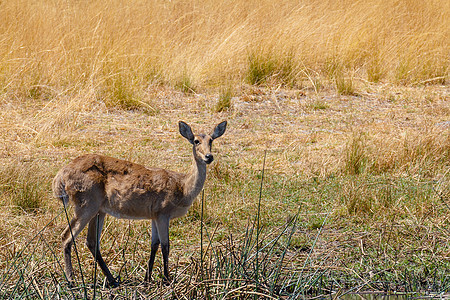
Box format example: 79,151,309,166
211,121,227,139
179,121,194,144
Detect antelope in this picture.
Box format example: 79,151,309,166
52,121,227,287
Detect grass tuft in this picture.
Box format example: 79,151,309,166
367,57,384,83
309,99,329,110
246,52,276,85
335,72,355,96
0,161,49,213
175,73,196,94
343,132,367,175
246,50,297,86
102,76,139,110
214,87,233,112
100,74,158,114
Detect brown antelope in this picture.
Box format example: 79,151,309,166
52,121,227,287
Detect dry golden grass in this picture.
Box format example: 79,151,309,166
0,0,449,297
0,0,448,97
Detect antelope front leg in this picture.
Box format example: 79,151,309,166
145,220,160,282
155,216,171,284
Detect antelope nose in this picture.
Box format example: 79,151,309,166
205,154,214,164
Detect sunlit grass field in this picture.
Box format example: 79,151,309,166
0,0,449,298
1,0,448,94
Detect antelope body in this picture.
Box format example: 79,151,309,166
53,121,227,287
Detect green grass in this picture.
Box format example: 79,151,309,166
0,161,50,213
175,73,196,94
0,157,448,298
214,88,233,112
367,56,384,83
309,99,329,110
101,74,158,114
335,75,355,96
245,50,297,86
343,132,367,175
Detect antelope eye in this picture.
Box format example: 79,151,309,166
194,139,200,145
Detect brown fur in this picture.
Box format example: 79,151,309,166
54,154,185,219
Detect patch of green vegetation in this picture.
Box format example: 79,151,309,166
28,85,48,100
104,76,141,109
342,132,367,175
289,234,312,251
0,162,50,213
325,58,356,95
209,159,444,227
310,99,329,110
175,73,196,94
246,52,276,85
101,74,157,114
11,180,44,213
311,77,324,92
246,50,297,86
307,215,326,230
395,58,413,85
335,74,355,95
367,57,384,83
214,87,233,112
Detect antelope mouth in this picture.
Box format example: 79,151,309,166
204,156,214,164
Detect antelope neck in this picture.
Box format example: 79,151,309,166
182,154,207,204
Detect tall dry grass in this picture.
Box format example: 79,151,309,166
0,0,448,101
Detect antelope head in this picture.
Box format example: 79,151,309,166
179,121,227,164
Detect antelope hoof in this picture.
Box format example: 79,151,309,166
107,277,120,288
67,280,75,289
162,276,172,286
